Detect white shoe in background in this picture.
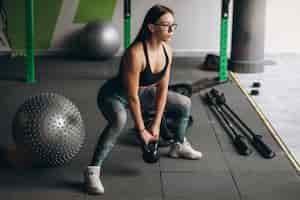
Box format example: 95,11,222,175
168,137,203,160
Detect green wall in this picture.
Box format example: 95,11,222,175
74,0,117,23
5,0,117,51
6,0,62,50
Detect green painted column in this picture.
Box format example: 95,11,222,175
25,0,36,83
124,0,131,48
219,0,230,81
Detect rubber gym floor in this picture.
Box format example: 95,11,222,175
0,56,299,200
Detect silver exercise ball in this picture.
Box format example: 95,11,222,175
80,21,121,60
12,93,85,167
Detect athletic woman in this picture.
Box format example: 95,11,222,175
84,4,202,195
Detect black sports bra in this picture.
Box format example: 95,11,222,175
139,42,169,86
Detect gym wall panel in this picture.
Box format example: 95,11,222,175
129,0,229,56
0,0,299,54
0,0,229,55
50,0,122,51
73,0,117,22
265,0,300,54
5,0,62,50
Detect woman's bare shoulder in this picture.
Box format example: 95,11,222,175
163,42,173,59
125,42,144,58
122,42,144,71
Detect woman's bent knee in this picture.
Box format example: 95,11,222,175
178,95,192,117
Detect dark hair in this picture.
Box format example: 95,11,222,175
118,5,173,73
132,4,174,44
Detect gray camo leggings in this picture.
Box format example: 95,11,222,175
91,80,191,167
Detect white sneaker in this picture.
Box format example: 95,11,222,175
84,166,105,195
168,137,203,160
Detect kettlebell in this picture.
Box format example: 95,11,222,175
142,141,160,164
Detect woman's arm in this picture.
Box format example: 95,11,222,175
122,46,145,133
121,45,156,146
122,46,156,144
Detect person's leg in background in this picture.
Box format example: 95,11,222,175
139,87,202,159
164,91,202,159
